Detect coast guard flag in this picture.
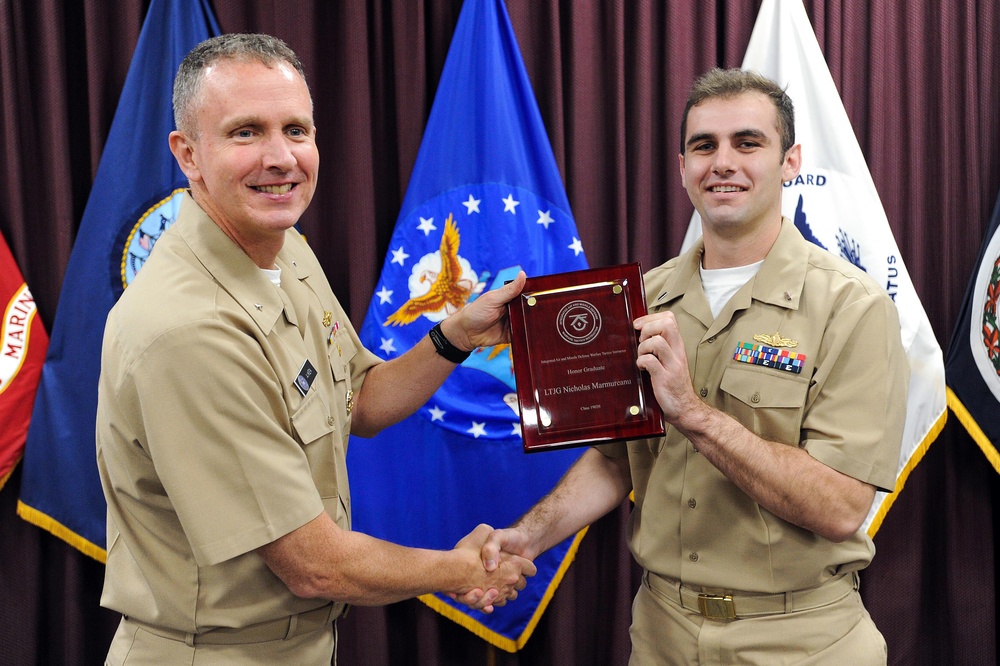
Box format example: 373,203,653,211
348,0,588,652
0,232,48,491
682,0,947,536
946,191,1000,473
17,0,219,561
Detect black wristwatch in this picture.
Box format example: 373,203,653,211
428,322,471,363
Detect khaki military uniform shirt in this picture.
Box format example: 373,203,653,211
96,193,381,633
603,219,908,594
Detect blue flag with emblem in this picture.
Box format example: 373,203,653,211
17,0,219,561
946,190,1000,473
348,0,588,652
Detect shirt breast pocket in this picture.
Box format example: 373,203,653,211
719,365,809,446
291,388,335,445
329,333,357,382
290,389,339,499
329,333,358,434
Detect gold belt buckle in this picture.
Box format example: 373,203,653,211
697,594,736,621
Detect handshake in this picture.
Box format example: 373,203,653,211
448,524,536,614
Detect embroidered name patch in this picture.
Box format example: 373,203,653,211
734,342,806,374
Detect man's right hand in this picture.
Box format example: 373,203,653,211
450,450,633,609
449,524,536,613
480,526,534,572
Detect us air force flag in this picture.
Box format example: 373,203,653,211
682,0,947,536
17,0,219,560
348,0,588,652
946,191,1000,472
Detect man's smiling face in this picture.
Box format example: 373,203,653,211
679,91,799,240
176,58,319,252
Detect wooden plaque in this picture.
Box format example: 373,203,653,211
508,263,665,452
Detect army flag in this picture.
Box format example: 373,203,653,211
0,232,48,491
17,0,219,560
946,191,1000,472
682,0,947,536
348,0,588,652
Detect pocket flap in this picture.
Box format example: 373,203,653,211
291,390,335,444
720,365,808,409
329,335,358,381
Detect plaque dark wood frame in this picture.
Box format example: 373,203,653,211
508,263,665,452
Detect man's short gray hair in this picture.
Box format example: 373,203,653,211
173,33,307,136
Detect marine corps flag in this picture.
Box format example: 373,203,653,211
0,232,48,491
348,0,588,652
946,191,1000,472
682,0,947,536
17,0,219,560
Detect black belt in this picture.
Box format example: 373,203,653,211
125,602,346,646
644,571,857,622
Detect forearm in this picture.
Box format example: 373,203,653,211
350,335,460,437
351,273,525,437
514,448,632,558
258,513,485,605
675,402,875,542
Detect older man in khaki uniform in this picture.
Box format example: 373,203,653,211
477,68,907,665
97,34,535,665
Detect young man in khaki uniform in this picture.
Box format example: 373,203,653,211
476,68,908,665
97,34,535,665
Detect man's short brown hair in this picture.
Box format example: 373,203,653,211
679,68,795,156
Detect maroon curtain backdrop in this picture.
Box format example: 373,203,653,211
1,1,997,663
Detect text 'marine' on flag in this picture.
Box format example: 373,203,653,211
0,231,49,491
946,190,1000,473
16,0,219,561
348,0,588,652
681,0,947,537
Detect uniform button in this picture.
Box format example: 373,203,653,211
689,552,699,562
751,392,761,404
687,498,697,509
327,416,336,426
707,336,716,343
699,388,708,398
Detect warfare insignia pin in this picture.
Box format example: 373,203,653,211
752,331,798,348
323,311,333,327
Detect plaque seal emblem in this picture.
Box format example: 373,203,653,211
556,299,601,346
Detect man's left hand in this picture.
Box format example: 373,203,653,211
634,311,701,423
440,270,526,352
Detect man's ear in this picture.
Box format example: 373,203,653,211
781,144,802,182
678,153,686,187
168,130,201,183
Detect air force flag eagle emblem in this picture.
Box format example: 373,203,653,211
384,214,485,327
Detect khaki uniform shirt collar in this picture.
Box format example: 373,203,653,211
175,192,306,336
649,218,807,328
274,253,315,334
